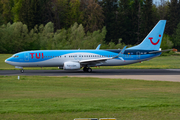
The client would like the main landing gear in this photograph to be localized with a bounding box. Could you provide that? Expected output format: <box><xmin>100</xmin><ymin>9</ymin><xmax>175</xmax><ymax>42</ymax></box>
<box><xmin>83</xmin><ymin>67</ymin><xmax>92</xmax><ymax>73</ymax></box>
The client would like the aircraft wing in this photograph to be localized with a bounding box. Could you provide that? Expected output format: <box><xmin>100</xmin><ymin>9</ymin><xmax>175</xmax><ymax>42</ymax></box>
<box><xmin>79</xmin><ymin>46</ymin><xmax>127</xmax><ymax>64</ymax></box>
<box><xmin>149</xmin><ymin>49</ymin><xmax>173</xmax><ymax>54</ymax></box>
<box><xmin>79</xmin><ymin>57</ymin><xmax>112</xmax><ymax>64</ymax></box>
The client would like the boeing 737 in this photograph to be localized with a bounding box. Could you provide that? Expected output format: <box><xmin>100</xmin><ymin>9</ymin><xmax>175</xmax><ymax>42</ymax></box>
<box><xmin>5</xmin><ymin>20</ymin><xmax>169</xmax><ymax>73</ymax></box>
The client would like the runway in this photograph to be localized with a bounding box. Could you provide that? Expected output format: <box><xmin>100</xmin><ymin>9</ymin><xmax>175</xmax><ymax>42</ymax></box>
<box><xmin>0</xmin><ymin>69</ymin><xmax>180</xmax><ymax>82</ymax></box>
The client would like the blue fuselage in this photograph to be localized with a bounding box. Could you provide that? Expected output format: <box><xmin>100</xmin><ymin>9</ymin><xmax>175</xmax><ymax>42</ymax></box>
<box><xmin>5</xmin><ymin>49</ymin><xmax>161</xmax><ymax>68</ymax></box>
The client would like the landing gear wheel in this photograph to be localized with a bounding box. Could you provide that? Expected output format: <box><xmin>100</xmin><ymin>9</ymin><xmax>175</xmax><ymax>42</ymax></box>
<box><xmin>83</xmin><ymin>67</ymin><xmax>92</xmax><ymax>72</ymax></box>
<box><xmin>87</xmin><ymin>68</ymin><xmax>92</xmax><ymax>73</ymax></box>
<box><xmin>83</xmin><ymin>67</ymin><xmax>87</xmax><ymax>72</ymax></box>
<box><xmin>20</xmin><ymin>69</ymin><xmax>24</xmax><ymax>73</ymax></box>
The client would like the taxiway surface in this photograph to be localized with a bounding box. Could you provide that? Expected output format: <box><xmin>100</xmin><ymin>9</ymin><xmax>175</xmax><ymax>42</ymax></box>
<box><xmin>0</xmin><ymin>69</ymin><xmax>180</xmax><ymax>82</ymax></box>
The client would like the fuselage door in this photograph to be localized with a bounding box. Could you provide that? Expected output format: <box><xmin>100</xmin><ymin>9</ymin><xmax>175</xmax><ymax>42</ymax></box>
<box><xmin>136</xmin><ymin>51</ymin><xmax>141</xmax><ymax>60</ymax></box>
<box><xmin>24</xmin><ymin>53</ymin><xmax>29</xmax><ymax>61</ymax></box>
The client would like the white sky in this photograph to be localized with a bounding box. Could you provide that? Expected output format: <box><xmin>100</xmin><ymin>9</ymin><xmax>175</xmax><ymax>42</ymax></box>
<box><xmin>153</xmin><ymin>0</ymin><xmax>169</xmax><ymax>4</ymax></box>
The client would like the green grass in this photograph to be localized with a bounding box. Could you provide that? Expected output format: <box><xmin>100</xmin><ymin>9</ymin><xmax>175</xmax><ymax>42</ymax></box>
<box><xmin>1</xmin><ymin>76</ymin><xmax>180</xmax><ymax>119</ymax></box>
<box><xmin>1</xmin><ymin>54</ymin><xmax>180</xmax><ymax>70</ymax></box>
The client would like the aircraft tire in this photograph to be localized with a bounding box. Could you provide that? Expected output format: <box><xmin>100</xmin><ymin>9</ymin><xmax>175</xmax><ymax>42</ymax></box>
<box><xmin>87</xmin><ymin>68</ymin><xmax>92</xmax><ymax>73</ymax></box>
<box><xmin>20</xmin><ymin>69</ymin><xmax>24</xmax><ymax>73</ymax></box>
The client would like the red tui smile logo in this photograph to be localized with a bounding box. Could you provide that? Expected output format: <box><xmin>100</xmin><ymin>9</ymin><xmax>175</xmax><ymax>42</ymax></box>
<box><xmin>149</xmin><ymin>34</ymin><xmax>161</xmax><ymax>45</ymax></box>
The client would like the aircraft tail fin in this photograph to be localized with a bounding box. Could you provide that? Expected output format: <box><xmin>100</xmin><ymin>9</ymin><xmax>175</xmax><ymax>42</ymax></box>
<box><xmin>128</xmin><ymin>20</ymin><xmax>166</xmax><ymax>50</ymax></box>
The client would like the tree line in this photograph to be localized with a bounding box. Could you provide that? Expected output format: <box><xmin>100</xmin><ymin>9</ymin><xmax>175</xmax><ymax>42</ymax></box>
<box><xmin>0</xmin><ymin>0</ymin><xmax>180</xmax><ymax>54</ymax></box>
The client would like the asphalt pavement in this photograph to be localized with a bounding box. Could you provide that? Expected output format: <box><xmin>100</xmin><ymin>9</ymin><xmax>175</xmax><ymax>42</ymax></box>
<box><xmin>0</xmin><ymin>69</ymin><xmax>180</xmax><ymax>82</ymax></box>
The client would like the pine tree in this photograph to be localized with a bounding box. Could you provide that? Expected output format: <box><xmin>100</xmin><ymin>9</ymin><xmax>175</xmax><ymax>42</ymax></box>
<box><xmin>117</xmin><ymin>0</ymin><xmax>131</xmax><ymax>44</ymax></box>
<box><xmin>1</xmin><ymin>0</ymin><xmax>14</xmax><ymax>24</ymax></box>
<box><xmin>13</xmin><ymin>0</ymin><xmax>51</xmax><ymax>30</ymax></box>
<box><xmin>67</xmin><ymin>0</ymin><xmax>82</xmax><ymax>28</ymax></box>
<box><xmin>81</xmin><ymin>0</ymin><xmax>104</xmax><ymax>32</ymax></box>
<box><xmin>165</xmin><ymin>0</ymin><xmax>180</xmax><ymax>36</ymax></box>
<box><xmin>51</xmin><ymin>0</ymin><xmax>69</xmax><ymax>30</ymax></box>
<box><xmin>13</xmin><ymin>0</ymin><xmax>41</xmax><ymax>30</ymax></box>
<box><xmin>173</xmin><ymin>22</ymin><xmax>180</xmax><ymax>50</ymax></box>
<box><xmin>140</xmin><ymin>0</ymin><xmax>154</xmax><ymax>41</ymax></box>
<box><xmin>99</xmin><ymin>0</ymin><xmax>118</xmax><ymax>43</ymax></box>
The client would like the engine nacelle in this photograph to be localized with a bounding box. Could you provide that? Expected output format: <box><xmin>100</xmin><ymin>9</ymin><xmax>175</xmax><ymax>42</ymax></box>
<box><xmin>63</xmin><ymin>62</ymin><xmax>81</xmax><ymax>70</ymax></box>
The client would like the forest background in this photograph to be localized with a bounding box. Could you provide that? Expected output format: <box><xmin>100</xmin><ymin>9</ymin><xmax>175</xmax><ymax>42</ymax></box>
<box><xmin>0</xmin><ymin>0</ymin><xmax>180</xmax><ymax>54</ymax></box>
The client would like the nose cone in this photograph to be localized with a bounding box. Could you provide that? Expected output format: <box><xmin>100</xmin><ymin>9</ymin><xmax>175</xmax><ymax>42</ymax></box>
<box><xmin>5</xmin><ymin>58</ymin><xmax>11</xmax><ymax>64</ymax></box>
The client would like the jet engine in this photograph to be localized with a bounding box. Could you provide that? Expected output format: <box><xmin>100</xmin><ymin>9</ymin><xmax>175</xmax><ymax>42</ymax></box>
<box><xmin>63</xmin><ymin>62</ymin><xmax>81</xmax><ymax>70</ymax></box>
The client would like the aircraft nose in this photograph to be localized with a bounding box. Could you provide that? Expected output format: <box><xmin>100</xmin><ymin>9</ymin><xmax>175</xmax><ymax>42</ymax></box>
<box><xmin>5</xmin><ymin>58</ymin><xmax>10</xmax><ymax>64</ymax></box>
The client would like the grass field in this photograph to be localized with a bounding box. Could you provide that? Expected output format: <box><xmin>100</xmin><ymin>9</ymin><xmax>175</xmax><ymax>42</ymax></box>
<box><xmin>1</xmin><ymin>54</ymin><xmax>180</xmax><ymax>70</ymax></box>
<box><xmin>1</xmin><ymin>76</ymin><xmax>180</xmax><ymax>120</ymax></box>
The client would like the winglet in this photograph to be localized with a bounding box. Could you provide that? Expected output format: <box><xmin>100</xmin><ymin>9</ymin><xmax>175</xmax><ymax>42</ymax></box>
<box><xmin>96</xmin><ymin>44</ymin><xmax>101</xmax><ymax>50</ymax></box>
<box><xmin>113</xmin><ymin>46</ymin><xmax>127</xmax><ymax>58</ymax></box>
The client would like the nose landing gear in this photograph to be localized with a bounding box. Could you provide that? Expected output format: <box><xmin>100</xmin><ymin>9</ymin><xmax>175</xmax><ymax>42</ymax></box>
<box><xmin>15</xmin><ymin>66</ymin><xmax>24</xmax><ymax>73</ymax></box>
<box><xmin>20</xmin><ymin>69</ymin><xmax>24</xmax><ymax>73</ymax></box>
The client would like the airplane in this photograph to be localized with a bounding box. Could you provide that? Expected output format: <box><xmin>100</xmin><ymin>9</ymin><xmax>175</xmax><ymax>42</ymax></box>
<box><xmin>5</xmin><ymin>20</ymin><xmax>170</xmax><ymax>73</ymax></box>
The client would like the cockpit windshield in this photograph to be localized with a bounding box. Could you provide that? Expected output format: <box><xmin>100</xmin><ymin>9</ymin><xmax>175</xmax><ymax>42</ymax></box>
<box><xmin>12</xmin><ymin>55</ymin><xmax>19</xmax><ymax>58</ymax></box>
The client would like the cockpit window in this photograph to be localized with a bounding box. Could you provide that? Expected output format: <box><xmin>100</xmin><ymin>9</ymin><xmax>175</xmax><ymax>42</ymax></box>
<box><xmin>13</xmin><ymin>55</ymin><xmax>19</xmax><ymax>58</ymax></box>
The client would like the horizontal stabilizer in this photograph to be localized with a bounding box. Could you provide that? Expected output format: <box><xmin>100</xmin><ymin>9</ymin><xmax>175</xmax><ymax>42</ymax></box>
<box><xmin>149</xmin><ymin>49</ymin><xmax>173</xmax><ymax>54</ymax></box>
